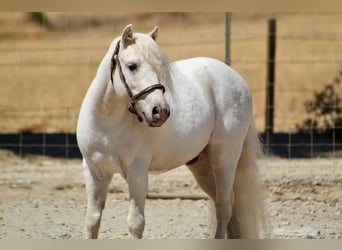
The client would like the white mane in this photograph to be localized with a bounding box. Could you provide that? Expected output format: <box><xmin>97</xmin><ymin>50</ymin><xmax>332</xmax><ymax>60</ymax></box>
<box><xmin>133</xmin><ymin>33</ymin><xmax>174</xmax><ymax>90</ymax></box>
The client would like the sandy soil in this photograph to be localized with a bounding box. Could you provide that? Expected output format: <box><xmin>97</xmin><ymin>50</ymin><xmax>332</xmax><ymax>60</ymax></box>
<box><xmin>0</xmin><ymin>149</ymin><xmax>340</xmax><ymax>239</ymax></box>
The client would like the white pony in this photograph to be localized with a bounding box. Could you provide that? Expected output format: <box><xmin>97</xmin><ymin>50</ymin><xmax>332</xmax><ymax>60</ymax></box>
<box><xmin>77</xmin><ymin>24</ymin><xmax>266</xmax><ymax>239</ymax></box>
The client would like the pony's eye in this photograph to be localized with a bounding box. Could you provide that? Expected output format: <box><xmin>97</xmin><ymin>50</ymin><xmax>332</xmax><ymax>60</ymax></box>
<box><xmin>127</xmin><ymin>63</ymin><xmax>138</xmax><ymax>71</ymax></box>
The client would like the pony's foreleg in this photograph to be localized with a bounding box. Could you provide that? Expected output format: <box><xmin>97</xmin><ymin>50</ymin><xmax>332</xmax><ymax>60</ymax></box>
<box><xmin>83</xmin><ymin>159</ymin><xmax>113</xmax><ymax>239</ymax></box>
<box><xmin>126</xmin><ymin>161</ymin><xmax>149</xmax><ymax>239</ymax></box>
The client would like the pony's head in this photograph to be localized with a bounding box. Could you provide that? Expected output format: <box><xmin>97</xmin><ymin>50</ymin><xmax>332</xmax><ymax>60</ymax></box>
<box><xmin>111</xmin><ymin>24</ymin><xmax>171</xmax><ymax>127</ymax></box>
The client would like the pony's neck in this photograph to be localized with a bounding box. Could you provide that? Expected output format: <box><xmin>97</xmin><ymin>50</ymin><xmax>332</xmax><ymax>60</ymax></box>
<box><xmin>91</xmin><ymin>52</ymin><xmax>130</xmax><ymax>120</ymax></box>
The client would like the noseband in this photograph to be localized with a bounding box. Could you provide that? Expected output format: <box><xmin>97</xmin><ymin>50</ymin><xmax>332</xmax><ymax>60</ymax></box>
<box><xmin>110</xmin><ymin>41</ymin><xmax>166</xmax><ymax>122</ymax></box>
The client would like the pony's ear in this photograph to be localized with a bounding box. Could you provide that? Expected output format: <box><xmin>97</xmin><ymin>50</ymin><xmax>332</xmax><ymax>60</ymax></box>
<box><xmin>121</xmin><ymin>24</ymin><xmax>134</xmax><ymax>48</ymax></box>
<box><xmin>149</xmin><ymin>26</ymin><xmax>158</xmax><ymax>41</ymax></box>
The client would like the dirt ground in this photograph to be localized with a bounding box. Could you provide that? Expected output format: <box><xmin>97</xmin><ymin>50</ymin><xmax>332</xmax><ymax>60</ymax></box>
<box><xmin>0</xmin><ymin>149</ymin><xmax>340</xmax><ymax>239</ymax></box>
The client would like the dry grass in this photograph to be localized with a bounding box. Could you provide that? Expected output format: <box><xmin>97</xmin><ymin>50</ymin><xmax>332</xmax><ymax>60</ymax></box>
<box><xmin>0</xmin><ymin>12</ymin><xmax>341</xmax><ymax>133</ymax></box>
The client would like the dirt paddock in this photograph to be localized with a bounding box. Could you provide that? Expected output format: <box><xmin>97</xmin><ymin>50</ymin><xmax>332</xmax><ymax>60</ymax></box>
<box><xmin>0</xmin><ymin>149</ymin><xmax>340</xmax><ymax>239</ymax></box>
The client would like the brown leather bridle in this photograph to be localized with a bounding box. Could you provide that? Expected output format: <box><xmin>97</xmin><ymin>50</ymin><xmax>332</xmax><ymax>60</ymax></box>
<box><xmin>110</xmin><ymin>40</ymin><xmax>166</xmax><ymax>122</ymax></box>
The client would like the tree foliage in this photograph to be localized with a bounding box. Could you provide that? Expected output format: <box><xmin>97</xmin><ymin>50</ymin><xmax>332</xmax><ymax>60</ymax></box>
<box><xmin>297</xmin><ymin>71</ymin><xmax>342</xmax><ymax>135</ymax></box>
<box><xmin>28</xmin><ymin>12</ymin><xmax>46</xmax><ymax>26</ymax></box>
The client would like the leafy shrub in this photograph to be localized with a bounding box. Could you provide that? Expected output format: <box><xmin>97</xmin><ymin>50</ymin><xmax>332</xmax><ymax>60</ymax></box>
<box><xmin>297</xmin><ymin>71</ymin><xmax>342</xmax><ymax>135</ymax></box>
<box><xmin>28</xmin><ymin>12</ymin><xmax>46</xmax><ymax>26</ymax></box>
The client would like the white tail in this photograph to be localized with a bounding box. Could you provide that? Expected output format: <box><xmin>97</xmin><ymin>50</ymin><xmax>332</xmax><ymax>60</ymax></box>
<box><xmin>228</xmin><ymin>125</ymin><xmax>269</xmax><ymax>238</ymax></box>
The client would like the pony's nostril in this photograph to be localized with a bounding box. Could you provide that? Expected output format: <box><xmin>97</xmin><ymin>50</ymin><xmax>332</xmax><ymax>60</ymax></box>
<box><xmin>152</xmin><ymin>106</ymin><xmax>161</xmax><ymax>116</ymax></box>
<box><xmin>151</xmin><ymin>106</ymin><xmax>170</xmax><ymax>123</ymax></box>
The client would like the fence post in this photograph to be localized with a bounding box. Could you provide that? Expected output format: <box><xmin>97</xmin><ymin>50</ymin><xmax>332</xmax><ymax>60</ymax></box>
<box><xmin>265</xmin><ymin>18</ymin><xmax>277</xmax><ymax>149</ymax></box>
<box><xmin>225</xmin><ymin>12</ymin><xmax>231</xmax><ymax>66</ymax></box>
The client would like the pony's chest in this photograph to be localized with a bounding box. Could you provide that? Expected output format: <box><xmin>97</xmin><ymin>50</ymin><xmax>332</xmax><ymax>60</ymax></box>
<box><xmin>79</xmin><ymin>122</ymin><xmax>143</xmax><ymax>165</ymax></box>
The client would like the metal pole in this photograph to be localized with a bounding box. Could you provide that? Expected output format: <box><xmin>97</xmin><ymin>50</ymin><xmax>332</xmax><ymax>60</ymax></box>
<box><xmin>225</xmin><ymin>12</ymin><xmax>231</xmax><ymax>66</ymax></box>
<box><xmin>265</xmin><ymin>18</ymin><xmax>277</xmax><ymax>145</ymax></box>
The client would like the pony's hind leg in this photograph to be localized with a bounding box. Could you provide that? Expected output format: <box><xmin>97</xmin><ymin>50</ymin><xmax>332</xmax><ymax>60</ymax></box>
<box><xmin>208</xmin><ymin>139</ymin><xmax>244</xmax><ymax>239</ymax></box>
<box><xmin>83</xmin><ymin>159</ymin><xmax>113</xmax><ymax>239</ymax></box>
<box><xmin>226</xmin><ymin>192</ymin><xmax>242</xmax><ymax>238</ymax></box>
<box><xmin>186</xmin><ymin>149</ymin><xmax>216</xmax><ymax>200</ymax></box>
<box><xmin>187</xmin><ymin>145</ymin><xmax>243</xmax><ymax>239</ymax></box>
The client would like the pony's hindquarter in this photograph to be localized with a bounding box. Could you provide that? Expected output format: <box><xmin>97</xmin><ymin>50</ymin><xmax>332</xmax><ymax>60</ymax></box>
<box><xmin>227</xmin><ymin>125</ymin><xmax>268</xmax><ymax>238</ymax></box>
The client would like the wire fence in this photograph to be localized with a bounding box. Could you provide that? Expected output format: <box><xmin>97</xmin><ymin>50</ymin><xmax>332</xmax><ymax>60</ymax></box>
<box><xmin>0</xmin><ymin>13</ymin><xmax>341</xmax><ymax>158</ymax></box>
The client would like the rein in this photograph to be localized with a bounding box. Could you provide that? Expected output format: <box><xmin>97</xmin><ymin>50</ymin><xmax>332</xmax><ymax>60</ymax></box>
<box><xmin>110</xmin><ymin>40</ymin><xmax>166</xmax><ymax>123</ymax></box>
